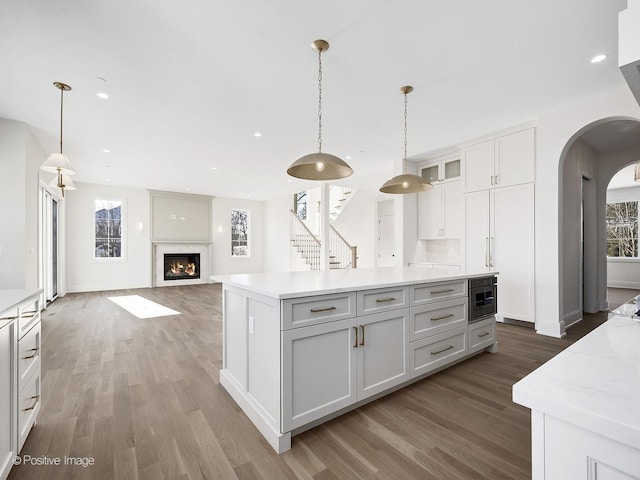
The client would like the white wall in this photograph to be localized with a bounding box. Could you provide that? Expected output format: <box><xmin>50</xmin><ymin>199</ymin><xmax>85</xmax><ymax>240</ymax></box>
<box><xmin>605</xmin><ymin>175</ymin><xmax>640</xmax><ymax>289</ymax></box>
<box><xmin>561</xmin><ymin>138</ymin><xmax>598</xmax><ymax>326</ymax></box>
<box><xmin>537</xmin><ymin>86</ymin><xmax>640</xmax><ymax>337</ymax></box>
<box><xmin>65</xmin><ymin>182</ymin><xmax>151</xmax><ymax>292</ymax></box>
<box><xmin>211</xmin><ymin>197</ymin><xmax>265</xmax><ymax>275</ymax></box>
<box><xmin>331</xmin><ymin>188</ymin><xmax>377</xmax><ymax>268</ymax></box>
<box><xmin>264</xmin><ymin>193</ymin><xmax>309</xmax><ymax>273</ymax></box>
<box><xmin>0</xmin><ymin>119</ymin><xmax>44</xmax><ymax>290</ymax></box>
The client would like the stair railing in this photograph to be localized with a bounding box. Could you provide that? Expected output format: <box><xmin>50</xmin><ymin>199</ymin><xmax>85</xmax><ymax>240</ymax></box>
<box><xmin>290</xmin><ymin>210</ymin><xmax>321</xmax><ymax>270</ymax></box>
<box><xmin>329</xmin><ymin>225</ymin><xmax>358</xmax><ymax>269</ymax></box>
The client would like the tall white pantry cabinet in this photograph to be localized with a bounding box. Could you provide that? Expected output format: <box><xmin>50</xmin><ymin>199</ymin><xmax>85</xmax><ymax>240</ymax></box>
<box><xmin>463</xmin><ymin>128</ymin><xmax>535</xmax><ymax>323</ymax></box>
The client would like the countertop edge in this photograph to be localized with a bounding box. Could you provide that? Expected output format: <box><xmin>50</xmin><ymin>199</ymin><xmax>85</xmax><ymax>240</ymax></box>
<box><xmin>0</xmin><ymin>288</ymin><xmax>43</xmax><ymax>315</ymax></box>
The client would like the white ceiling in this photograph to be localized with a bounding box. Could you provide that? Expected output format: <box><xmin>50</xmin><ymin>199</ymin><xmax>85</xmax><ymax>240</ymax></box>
<box><xmin>0</xmin><ymin>0</ymin><xmax>631</xmax><ymax>201</ymax></box>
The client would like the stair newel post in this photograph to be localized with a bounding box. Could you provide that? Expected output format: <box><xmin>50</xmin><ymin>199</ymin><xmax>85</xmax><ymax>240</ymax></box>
<box><xmin>319</xmin><ymin>183</ymin><xmax>331</xmax><ymax>270</ymax></box>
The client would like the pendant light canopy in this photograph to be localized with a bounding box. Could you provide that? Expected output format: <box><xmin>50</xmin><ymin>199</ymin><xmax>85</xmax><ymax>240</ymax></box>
<box><xmin>41</xmin><ymin>81</ymin><xmax>76</xmax><ymax>197</ymax></box>
<box><xmin>287</xmin><ymin>39</ymin><xmax>353</xmax><ymax>181</ymax></box>
<box><xmin>635</xmin><ymin>162</ymin><xmax>640</xmax><ymax>182</ymax></box>
<box><xmin>379</xmin><ymin>86</ymin><xmax>432</xmax><ymax>194</ymax></box>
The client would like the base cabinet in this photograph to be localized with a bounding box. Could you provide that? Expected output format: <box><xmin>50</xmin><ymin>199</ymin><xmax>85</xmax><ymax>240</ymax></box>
<box><xmin>535</xmin><ymin>413</ymin><xmax>640</xmax><ymax>480</ymax></box>
<box><xmin>221</xmin><ymin>275</ymin><xmax>497</xmax><ymax>453</ymax></box>
<box><xmin>282</xmin><ymin>319</ymin><xmax>357</xmax><ymax>432</ymax></box>
<box><xmin>0</xmin><ymin>320</ymin><xmax>17</xmax><ymax>480</ymax></box>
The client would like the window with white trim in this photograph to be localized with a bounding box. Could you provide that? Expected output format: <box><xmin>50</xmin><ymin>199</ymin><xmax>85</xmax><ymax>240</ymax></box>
<box><xmin>94</xmin><ymin>199</ymin><xmax>123</xmax><ymax>258</ymax></box>
<box><xmin>606</xmin><ymin>200</ymin><xmax>638</xmax><ymax>258</ymax></box>
<box><xmin>231</xmin><ymin>209</ymin><xmax>249</xmax><ymax>257</ymax></box>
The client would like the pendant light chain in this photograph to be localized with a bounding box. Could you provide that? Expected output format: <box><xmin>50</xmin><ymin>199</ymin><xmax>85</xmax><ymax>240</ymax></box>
<box><xmin>317</xmin><ymin>48</ymin><xmax>323</xmax><ymax>154</ymax></box>
<box><xmin>403</xmin><ymin>90</ymin><xmax>408</xmax><ymax>173</ymax></box>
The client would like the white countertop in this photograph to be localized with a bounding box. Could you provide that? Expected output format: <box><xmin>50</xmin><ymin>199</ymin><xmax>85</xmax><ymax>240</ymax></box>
<box><xmin>0</xmin><ymin>288</ymin><xmax>42</xmax><ymax>328</ymax></box>
<box><xmin>512</xmin><ymin>314</ymin><xmax>640</xmax><ymax>450</ymax></box>
<box><xmin>211</xmin><ymin>267</ymin><xmax>495</xmax><ymax>299</ymax></box>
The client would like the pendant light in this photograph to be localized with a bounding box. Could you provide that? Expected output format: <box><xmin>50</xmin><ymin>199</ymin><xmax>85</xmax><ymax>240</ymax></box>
<box><xmin>634</xmin><ymin>162</ymin><xmax>640</xmax><ymax>182</ymax></box>
<box><xmin>287</xmin><ymin>39</ymin><xmax>353</xmax><ymax>181</ymax></box>
<box><xmin>379</xmin><ymin>86</ymin><xmax>432</xmax><ymax>194</ymax></box>
<box><xmin>41</xmin><ymin>81</ymin><xmax>76</xmax><ymax>197</ymax></box>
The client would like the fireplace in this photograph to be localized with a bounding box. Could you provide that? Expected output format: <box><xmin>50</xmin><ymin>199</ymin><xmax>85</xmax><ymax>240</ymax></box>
<box><xmin>164</xmin><ymin>253</ymin><xmax>200</xmax><ymax>281</ymax></box>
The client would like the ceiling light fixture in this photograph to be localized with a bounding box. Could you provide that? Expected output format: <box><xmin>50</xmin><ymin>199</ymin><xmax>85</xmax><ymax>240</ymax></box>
<box><xmin>591</xmin><ymin>53</ymin><xmax>608</xmax><ymax>63</ymax></box>
<box><xmin>40</xmin><ymin>81</ymin><xmax>76</xmax><ymax>197</ymax></box>
<box><xmin>254</xmin><ymin>132</ymin><xmax>262</xmax><ymax>137</ymax></box>
<box><xmin>634</xmin><ymin>162</ymin><xmax>640</xmax><ymax>182</ymax></box>
<box><xmin>287</xmin><ymin>39</ymin><xmax>353</xmax><ymax>181</ymax></box>
<box><xmin>97</xmin><ymin>92</ymin><xmax>109</xmax><ymax>99</ymax></box>
<box><xmin>379</xmin><ymin>86</ymin><xmax>432</xmax><ymax>194</ymax></box>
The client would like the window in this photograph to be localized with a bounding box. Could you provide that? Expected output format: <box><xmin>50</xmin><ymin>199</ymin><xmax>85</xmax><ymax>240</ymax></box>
<box><xmin>294</xmin><ymin>191</ymin><xmax>307</xmax><ymax>220</ymax></box>
<box><xmin>95</xmin><ymin>199</ymin><xmax>122</xmax><ymax>258</ymax></box>
<box><xmin>606</xmin><ymin>201</ymin><xmax>638</xmax><ymax>258</ymax></box>
<box><xmin>231</xmin><ymin>209</ymin><xmax>249</xmax><ymax>257</ymax></box>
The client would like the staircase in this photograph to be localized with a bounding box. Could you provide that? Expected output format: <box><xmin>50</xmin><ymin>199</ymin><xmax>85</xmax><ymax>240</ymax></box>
<box><xmin>290</xmin><ymin>210</ymin><xmax>357</xmax><ymax>270</ymax></box>
<box><xmin>329</xmin><ymin>186</ymin><xmax>354</xmax><ymax>222</ymax></box>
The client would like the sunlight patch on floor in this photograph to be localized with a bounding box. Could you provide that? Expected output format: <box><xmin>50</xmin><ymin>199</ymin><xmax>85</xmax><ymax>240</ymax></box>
<box><xmin>108</xmin><ymin>295</ymin><xmax>181</xmax><ymax>319</ymax></box>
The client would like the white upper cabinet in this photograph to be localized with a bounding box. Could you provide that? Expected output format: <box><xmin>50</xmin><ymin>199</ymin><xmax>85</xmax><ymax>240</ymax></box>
<box><xmin>418</xmin><ymin>157</ymin><xmax>462</xmax><ymax>240</ymax></box>
<box><xmin>463</xmin><ymin>128</ymin><xmax>535</xmax><ymax>193</ymax></box>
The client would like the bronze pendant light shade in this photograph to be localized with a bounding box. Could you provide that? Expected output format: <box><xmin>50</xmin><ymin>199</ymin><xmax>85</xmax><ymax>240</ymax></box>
<box><xmin>379</xmin><ymin>86</ymin><xmax>432</xmax><ymax>194</ymax></box>
<box><xmin>287</xmin><ymin>40</ymin><xmax>353</xmax><ymax>181</ymax></box>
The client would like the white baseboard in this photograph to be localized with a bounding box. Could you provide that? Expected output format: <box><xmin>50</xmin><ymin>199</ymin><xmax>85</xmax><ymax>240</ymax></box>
<box><xmin>66</xmin><ymin>281</ymin><xmax>152</xmax><ymax>293</ymax></box>
<box><xmin>607</xmin><ymin>281</ymin><xmax>640</xmax><ymax>289</ymax></box>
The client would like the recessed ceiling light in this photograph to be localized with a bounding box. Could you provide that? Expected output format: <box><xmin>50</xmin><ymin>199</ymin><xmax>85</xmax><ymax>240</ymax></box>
<box><xmin>105</xmin><ymin>178</ymin><xmax>111</xmax><ymax>182</ymax></box>
<box><xmin>591</xmin><ymin>53</ymin><xmax>608</xmax><ymax>63</ymax></box>
<box><xmin>287</xmin><ymin>179</ymin><xmax>292</xmax><ymax>182</ymax></box>
<box><xmin>102</xmin><ymin>149</ymin><xmax>111</xmax><ymax>153</ymax></box>
<box><xmin>211</xmin><ymin>167</ymin><xmax>217</xmax><ymax>170</ymax></box>
<box><xmin>247</xmin><ymin>194</ymin><xmax>252</xmax><ymax>198</ymax></box>
<box><xmin>97</xmin><ymin>92</ymin><xmax>109</xmax><ymax>99</ymax></box>
<box><xmin>185</xmin><ymin>188</ymin><xmax>191</xmax><ymax>192</ymax></box>
<box><xmin>346</xmin><ymin>156</ymin><xmax>352</xmax><ymax>160</ymax></box>
<box><xmin>254</xmin><ymin>132</ymin><xmax>262</xmax><ymax>137</ymax></box>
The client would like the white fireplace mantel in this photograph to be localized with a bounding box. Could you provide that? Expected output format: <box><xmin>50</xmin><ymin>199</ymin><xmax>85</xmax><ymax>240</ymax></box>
<box><xmin>153</xmin><ymin>242</ymin><xmax>212</xmax><ymax>287</ymax></box>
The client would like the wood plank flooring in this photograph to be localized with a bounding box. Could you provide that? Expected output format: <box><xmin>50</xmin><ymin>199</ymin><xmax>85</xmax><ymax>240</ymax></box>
<box><xmin>8</xmin><ymin>285</ymin><xmax>637</xmax><ymax>480</ymax></box>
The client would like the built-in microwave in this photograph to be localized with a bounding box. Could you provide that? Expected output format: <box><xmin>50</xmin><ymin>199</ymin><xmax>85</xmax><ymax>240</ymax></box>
<box><xmin>468</xmin><ymin>276</ymin><xmax>497</xmax><ymax>323</ymax></box>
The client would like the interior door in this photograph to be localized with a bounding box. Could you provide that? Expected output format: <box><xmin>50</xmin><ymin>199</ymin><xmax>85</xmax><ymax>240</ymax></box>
<box><xmin>40</xmin><ymin>188</ymin><xmax>58</xmax><ymax>305</ymax></box>
<box><xmin>377</xmin><ymin>199</ymin><xmax>396</xmax><ymax>267</ymax></box>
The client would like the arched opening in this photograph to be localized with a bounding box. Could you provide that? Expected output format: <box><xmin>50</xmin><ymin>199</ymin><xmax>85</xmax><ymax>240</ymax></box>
<box><xmin>559</xmin><ymin>117</ymin><xmax>640</xmax><ymax>331</ymax></box>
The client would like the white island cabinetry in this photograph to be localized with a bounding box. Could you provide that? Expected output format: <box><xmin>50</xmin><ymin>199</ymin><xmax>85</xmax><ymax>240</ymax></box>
<box><xmin>513</xmin><ymin>314</ymin><xmax>640</xmax><ymax>479</ymax></box>
<box><xmin>215</xmin><ymin>267</ymin><xmax>497</xmax><ymax>453</ymax></box>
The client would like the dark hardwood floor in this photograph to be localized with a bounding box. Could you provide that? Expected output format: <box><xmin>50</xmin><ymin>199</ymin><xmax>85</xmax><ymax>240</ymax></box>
<box><xmin>8</xmin><ymin>285</ymin><xmax>638</xmax><ymax>480</ymax></box>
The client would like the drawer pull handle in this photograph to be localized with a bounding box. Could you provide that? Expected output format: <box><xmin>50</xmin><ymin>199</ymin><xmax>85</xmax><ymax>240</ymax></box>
<box><xmin>22</xmin><ymin>348</ymin><xmax>39</xmax><ymax>360</ymax></box>
<box><xmin>431</xmin><ymin>345</ymin><xmax>454</xmax><ymax>355</ymax></box>
<box><xmin>360</xmin><ymin>325</ymin><xmax>365</xmax><ymax>346</ymax></box>
<box><xmin>478</xmin><ymin>332</ymin><xmax>490</xmax><ymax>338</ymax></box>
<box><xmin>431</xmin><ymin>314</ymin><xmax>454</xmax><ymax>321</ymax></box>
<box><xmin>353</xmin><ymin>326</ymin><xmax>358</xmax><ymax>348</ymax></box>
<box><xmin>310</xmin><ymin>306</ymin><xmax>336</xmax><ymax>313</ymax></box>
<box><xmin>375</xmin><ymin>297</ymin><xmax>396</xmax><ymax>303</ymax></box>
<box><xmin>431</xmin><ymin>289</ymin><xmax>454</xmax><ymax>295</ymax></box>
<box><xmin>22</xmin><ymin>395</ymin><xmax>39</xmax><ymax>411</ymax></box>
<box><xmin>21</xmin><ymin>313</ymin><xmax>38</xmax><ymax>319</ymax></box>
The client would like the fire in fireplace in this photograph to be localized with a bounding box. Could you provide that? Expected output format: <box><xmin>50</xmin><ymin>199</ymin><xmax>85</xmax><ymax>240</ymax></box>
<box><xmin>164</xmin><ymin>253</ymin><xmax>200</xmax><ymax>281</ymax></box>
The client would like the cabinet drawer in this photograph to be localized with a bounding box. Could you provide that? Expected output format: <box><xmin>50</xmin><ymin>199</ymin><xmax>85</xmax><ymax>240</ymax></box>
<box><xmin>410</xmin><ymin>326</ymin><xmax>467</xmax><ymax>378</ymax></box>
<box><xmin>18</xmin><ymin>299</ymin><xmax>40</xmax><ymax>340</ymax></box>
<box><xmin>357</xmin><ymin>286</ymin><xmax>409</xmax><ymax>316</ymax></box>
<box><xmin>19</xmin><ymin>322</ymin><xmax>40</xmax><ymax>387</ymax></box>
<box><xmin>410</xmin><ymin>298</ymin><xmax>467</xmax><ymax>341</ymax></box>
<box><xmin>282</xmin><ymin>292</ymin><xmax>356</xmax><ymax>330</ymax></box>
<box><xmin>18</xmin><ymin>365</ymin><xmax>40</xmax><ymax>452</ymax></box>
<box><xmin>468</xmin><ymin>316</ymin><xmax>496</xmax><ymax>354</ymax></box>
<box><xmin>411</xmin><ymin>280</ymin><xmax>466</xmax><ymax>306</ymax></box>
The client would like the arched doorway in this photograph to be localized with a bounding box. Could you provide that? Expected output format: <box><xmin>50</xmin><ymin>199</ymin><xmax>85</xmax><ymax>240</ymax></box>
<box><xmin>559</xmin><ymin>118</ymin><xmax>640</xmax><ymax>329</ymax></box>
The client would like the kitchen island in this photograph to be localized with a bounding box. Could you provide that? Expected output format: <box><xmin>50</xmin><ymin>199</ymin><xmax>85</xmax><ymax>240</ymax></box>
<box><xmin>213</xmin><ymin>267</ymin><xmax>498</xmax><ymax>453</ymax></box>
<box><xmin>512</xmin><ymin>313</ymin><xmax>640</xmax><ymax>479</ymax></box>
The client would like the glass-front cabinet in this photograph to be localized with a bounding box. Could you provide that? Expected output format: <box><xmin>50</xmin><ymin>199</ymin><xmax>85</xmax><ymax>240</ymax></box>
<box><xmin>420</xmin><ymin>158</ymin><xmax>460</xmax><ymax>184</ymax></box>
